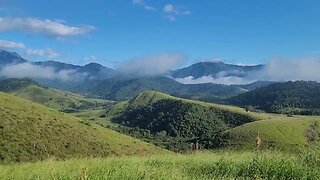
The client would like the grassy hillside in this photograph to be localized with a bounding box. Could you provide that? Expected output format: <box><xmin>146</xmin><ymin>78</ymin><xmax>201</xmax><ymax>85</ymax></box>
<box><xmin>1</xmin><ymin>150</ymin><xmax>319</xmax><ymax>179</ymax></box>
<box><xmin>108</xmin><ymin>91</ymin><xmax>320</xmax><ymax>151</ymax></box>
<box><xmin>107</xmin><ymin>91</ymin><xmax>255</xmax><ymax>151</ymax></box>
<box><xmin>0</xmin><ymin>92</ymin><xmax>165</xmax><ymax>163</ymax></box>
<box><xmin>228</xmin><ymin>116</ymin><xmax>320</xmax><ymax>150</ymax></box>
<box><xmin>229</xmin><ymin>81</ymin><xmax>320</xmax><ymax>115</ymax></box>
<box><xmin>0</xmin><ymin>78</ymin><xmax>111</xmax><ymax>112</ymax></box>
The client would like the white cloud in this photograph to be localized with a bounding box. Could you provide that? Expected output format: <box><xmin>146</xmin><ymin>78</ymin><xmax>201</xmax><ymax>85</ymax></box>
<box><xmin>132</xmin><ymin>0</ymin><xmax>156</xmax><ymax>11</ymax></box>
<box><xmin>163</xmin><ymin>4</ymin><xmax>190</xmax><ymax>21</ymax></box>
<box><xmin>0</xmin><ymin>62</ymin><xmax>87</xmax><ymax>81</ymax></box>
<box><xmin>0</xmin><ymin>17</ymin><xmax>95</xmax><ymax>38</ymax></box>
<box><xmin>164</xmin><ymin>4</ymin><xmax>174</xmax><ymax>13</ymax></box>
<box><xmin>0</xmin><ymin>39</ymin><xmax>25</xmax><ymax>49</ymax></box>
<box><xmin>25</xmin><ymin>48</ymin><xmax>60</xmax><ymax>58</ymax></box>
<box><xmin>257</xmin><ymin>57</ymin><xmax>320</xmax><ymax>82</ymax></box>
<box><xmin>118</xmin><ymin>53</ymin><xmax>185</xmax><ymax>76</ymax></box>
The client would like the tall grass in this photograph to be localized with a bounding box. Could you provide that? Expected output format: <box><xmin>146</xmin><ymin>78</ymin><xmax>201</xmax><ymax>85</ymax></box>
<box><xmin>1</xmin><ymin>150</ymin><xmax>319</xmax><ymax>179</ymax></box>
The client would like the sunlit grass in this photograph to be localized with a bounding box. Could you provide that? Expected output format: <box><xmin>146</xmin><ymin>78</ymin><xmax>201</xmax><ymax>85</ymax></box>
<box><xmin>1</xmin><ymin>150</ymin><xmax>319</xmax><ymax>179</ymax></box>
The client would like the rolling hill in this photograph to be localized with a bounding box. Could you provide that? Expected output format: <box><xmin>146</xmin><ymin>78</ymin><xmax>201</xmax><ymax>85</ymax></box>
<box><xmin>0</xmin><ymin>91</ymin><xmax>164</xmax><ymax>163</ymax></box>
<box><xmin>228</xmin><ymin>81</ymin><xmax>320</xmax><ymax>115</ymax></box>
<box><xmin>0</xmin><ymin>78</ymin><xmax>112</xmax><ymax>112</ymax></box>
<box><xmin>106</xmin><ymin>91</ymin><xmax>255</xmax><ymax>151</ymax></box>
<box><xmin>107</xmin><ymin>91</ymin><xmax>320</xmax><ymax>151</ymax></box>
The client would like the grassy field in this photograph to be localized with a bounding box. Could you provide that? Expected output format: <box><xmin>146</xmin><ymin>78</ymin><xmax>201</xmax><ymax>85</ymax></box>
<box><xmin>0</xmin><ymin>92</ymin><xmax>165</xmax><ymax>163</ymax></box>
<box><xmin>0</xmin><ymin>150</ymin><xmax>319</xmax><ymax>179</ymax></box>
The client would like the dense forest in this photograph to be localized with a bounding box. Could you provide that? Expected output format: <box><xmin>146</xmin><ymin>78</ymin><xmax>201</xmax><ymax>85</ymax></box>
<box><xmin>228</xmin><ymin>81</ymin><xmax>320</xmax><ymax>115</ymax></box>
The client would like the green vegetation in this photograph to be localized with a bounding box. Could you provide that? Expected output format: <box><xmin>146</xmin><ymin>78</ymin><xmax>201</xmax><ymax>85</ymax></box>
<box><xmin>1</xmin><ymin>150</ymin><xmax>319</xmax><ymax>179</ymax></box>
<box><xmin>0</xmin><ymin>92</ymin><xmax>165</xmax><ymax>163</ymax></box>
<box><xmin>228</xmin><ymin>116</ymin><xmax>320</xmax><ymax>151</ymax></box>
<box><xmin>108</xmin><ymin>91</ymin><xmax>255</xmax><ymax>151</ymax></box>
<box><xmin>0</xmin><ymin>78</ymin><xmax>112</xmax><ymax>112</ymax></box>
<box><xmin>75</xmin><ymin>76</ymin><xmax>246</xmax><ymax>101</ymax></box>
<box><xmin>229</xmin><ymin>81</ymin><xmax>320</xmax><ymax>115</ymax></box>
<box><xmin>108</xmin><ymin>91</ymin><xmax>320</xmax><ymax>152</ymax></box>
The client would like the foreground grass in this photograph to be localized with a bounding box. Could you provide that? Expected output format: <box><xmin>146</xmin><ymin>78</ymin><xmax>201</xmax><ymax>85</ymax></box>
<box><xmin>1</xmin><ymin>150</ymin><xmax>319</xmax><ymax>179</ymax></box>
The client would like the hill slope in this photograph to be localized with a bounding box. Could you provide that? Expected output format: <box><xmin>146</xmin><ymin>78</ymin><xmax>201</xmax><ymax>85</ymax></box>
<box><xmin>228</xmin><ymin>81</ymin><xmax>320</xmax><ymax>115</ymax></box>
<box><xmin>107</xmin><ymin>91</ymin><xmax>255</xmax><ymax>151</ymax></box>
<box><xmin>0</xmin><ymin>78</ymin><xmax>111</xmax><ymax>112</ymax></box>
<box><xmin>108</xmin><ymin>91</ymin><xmax>320</xmax><ymax>151</ymax></box>
<box><xmin>0</xmin><ymin>92</ymin><xmax>164</xmax><ymax>163</ymax></box>
<box><xmin>228</xmin><ymin>115</ymin><xmax>320</xmax><ymax>150</ymax></box>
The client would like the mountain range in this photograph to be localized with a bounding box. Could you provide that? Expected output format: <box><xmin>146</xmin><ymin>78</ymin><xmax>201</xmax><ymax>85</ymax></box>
<box><xmin>0</xmin><ymin>49</ymin><xmax>263</xmax><ymax>81</ymax></box>
<box><xmin>0</xmin><ymin>49</ymin><xmax>273</xmax><ymax>100</ymax></box>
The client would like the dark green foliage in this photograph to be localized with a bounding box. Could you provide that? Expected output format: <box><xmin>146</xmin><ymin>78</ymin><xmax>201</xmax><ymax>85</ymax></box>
<box><xmin>229</xmin><ymin>81</ymin><xmax>320</xmax><ymax>115</ymax></box>
<box><xmin>111</xmin><ymin>93</ymin><xmax>254</xmax><ymax>151</ymax></box>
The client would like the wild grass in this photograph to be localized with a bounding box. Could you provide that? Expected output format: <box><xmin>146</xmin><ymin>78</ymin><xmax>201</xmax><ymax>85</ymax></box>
<box><xmin>0</xmin><ymin>150</ymin><xmax>319</xmax><ymax>179</ymax></box>
<box><xmin>0</xmin><ymin>92</ymin><xmax>165</xmax><ymax>163</ymax></box>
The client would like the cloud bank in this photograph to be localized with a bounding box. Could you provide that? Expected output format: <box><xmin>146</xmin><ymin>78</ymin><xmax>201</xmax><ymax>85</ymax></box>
<box><xmin>0</xmin><ymin>17</ymin><xmax>95</xmax><ymax>38</ymax></box>
<box><xmin>118</xmin><ymin>54</ymin><xmax>185</xmax><ymax>76</ymax></box>
<box><xmin>0</xmin><ymin>63</ymin><xmax>86</xmax><ymax>81</ymax></box>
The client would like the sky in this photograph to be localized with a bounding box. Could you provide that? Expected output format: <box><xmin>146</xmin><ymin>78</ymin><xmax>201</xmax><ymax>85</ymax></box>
<box><xmin>0</xmin><ymin>0</ymin><xmax>320</xmax><ymax>68</ymax></box>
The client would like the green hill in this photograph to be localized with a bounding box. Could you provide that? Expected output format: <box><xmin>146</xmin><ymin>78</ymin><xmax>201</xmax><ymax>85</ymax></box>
<box><xmin>228</xmin><ymin>115</ymin><xmax>320</xmax><ymax>150</ymax></box>
<box><xmin>228</xmin><ymin>81</ymin><xmax>320</xmax><ymax>115</ymax></box>
<box><xmin>107</xmin><ymin>91</ymin><xmax>255</xmax><ymax>151</ymax></box>
<box><xmin>0</xmin><ymin>78</ymin><xmax>111</xmax><ymax>112</ymax></box>
<box><xmin>108</xmin><ymin>91</ymin><xmax>320</xmax><ymax>151</ymax></box>
<box><xmin>0</xmin><ymin>92</ymin><xmax>165</xmax><ymax>163</ymax></box>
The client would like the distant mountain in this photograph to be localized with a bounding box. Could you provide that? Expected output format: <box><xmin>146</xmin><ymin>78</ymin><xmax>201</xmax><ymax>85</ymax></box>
<box><xmin>74</xmin><ymin>76</ymin><xmax>248</xmax><ymax>101</ymax></box>
<box><xmin>170</xmin><ymin>61</ymin><xmax>263</xmax><ymax>79</ymax></box>
<box><xmin>0</xmin><ymin>50</ymin><xmax>117</xmax><ymax>83</ymax></box>
<box><xmin>0</xmin><ymin>50</ymin><xmax>27</xmax><ymax>66</ymax></box>
<box><xmin>228</xmin><ymin>81</ymin><xmax>320</xmax><ymax>115</ymax></box>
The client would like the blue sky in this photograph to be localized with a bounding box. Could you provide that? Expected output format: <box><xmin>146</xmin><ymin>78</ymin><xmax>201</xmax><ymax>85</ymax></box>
<box><xmin>0</xmin><ymin>0</ymin><xmax>319</xmax><ymax>68</ymax></box>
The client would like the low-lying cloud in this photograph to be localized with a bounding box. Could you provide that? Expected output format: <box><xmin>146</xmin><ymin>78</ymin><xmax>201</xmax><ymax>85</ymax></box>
<box><xmin>174</xmin><ymin>57</ymin><xmax>320</xmax><ymax>85</ymax></box>
<box><xmin>175</xmin><ymin>75</ymin><xmax>255</xmax><ymax>85</ymax></box>
<box><xmin>258</xmin><ymin>57</ymin><xmax>320</xmax><ymax>82</ymax></box>
<box><xmin>0</xmin><ymin>17</ymin><xmax>95</xmax><ymax>38</ymax></box>
<box><xmin>0</xmin><ymin>63</ymin><xmax>86</xmax><ymax>81</ymax></box>
<box><xmin>118</xmin><ymin>54</ymin><xmax>185</xmax><ymax>76</ymax></box>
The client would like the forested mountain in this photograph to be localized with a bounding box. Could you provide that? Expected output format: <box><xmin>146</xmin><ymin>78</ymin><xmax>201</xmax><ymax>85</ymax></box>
<box><xmin>75</xmin><ymin>76</ymin><xmax>248</xmax><ymax>101</ymax></box>
<box><xmin>170</xmin><ymin>61</ymin><xmax>263</xmax><ymax>79</ymax></box>
<box><xmin>228</xmin><ymin>81</ymin><xmax>320</xmax><ymax>115</ymax></box>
